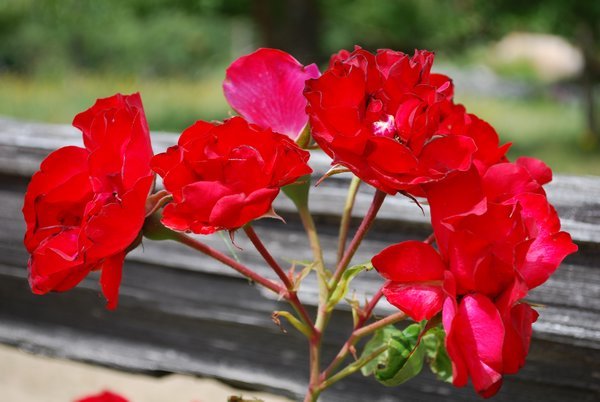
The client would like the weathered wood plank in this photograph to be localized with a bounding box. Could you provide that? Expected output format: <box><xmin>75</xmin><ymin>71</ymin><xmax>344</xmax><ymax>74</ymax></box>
<box><xmin>1</xmin><ymin>117</ymin><xmax>600</xmax><ymax>401</ymax></box>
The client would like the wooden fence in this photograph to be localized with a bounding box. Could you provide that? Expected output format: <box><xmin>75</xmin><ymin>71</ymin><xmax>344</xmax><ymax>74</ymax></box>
<box><xmin>0</xmin><ymin>117</ymin><xmax>598</xmax><ymax>401</ymax></box>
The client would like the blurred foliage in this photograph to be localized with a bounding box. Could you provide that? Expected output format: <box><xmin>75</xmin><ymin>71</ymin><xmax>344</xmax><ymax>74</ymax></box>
<box><xmin>0</xmin><ymin>0</ymin><xmax>598</xmax><ymax>171</ymax></box>
<box><xmin>0</xmin><ymin>0</ymin><xmax>252</xmax><ymax>78</ymax></box>
<box><xmin>320</xmin><ymin>0</ymin><xmax>484</xmax><ymax>58</ymax></box>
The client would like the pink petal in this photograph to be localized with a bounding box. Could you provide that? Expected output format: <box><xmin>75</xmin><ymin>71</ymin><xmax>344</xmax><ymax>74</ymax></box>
<box><xmin>224</xmin><ymin>48</ymin><xmax>320</xmax><ymax>140</ymax></box>
<box><xmin>454</xmin><ymin>294</ymin><xmax>504</xmax><ymax>396</ymax></box>
<box><xmin>445</xmin><ymin>293</ymin><xmax>506</xmax><ymax>396</ymax></box>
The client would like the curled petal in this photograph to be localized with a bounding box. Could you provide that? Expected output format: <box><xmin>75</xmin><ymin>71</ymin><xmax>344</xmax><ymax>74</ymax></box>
<box><xmin>224</xmin><ymin>48</ymin><xmax>320</xmax><ymax>140</ymax></box>
<box><xmin>382</xmin><ymin>282</ymin><xmax>445</xmax><ymax>321</ymax></box>
<box><xmin>444</xmin><ymin>294</ymin><xmax>505</xmax><ymax>397</ymax></box>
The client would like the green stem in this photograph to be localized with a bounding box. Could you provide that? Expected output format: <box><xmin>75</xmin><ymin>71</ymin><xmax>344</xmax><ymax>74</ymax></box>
<box><xmin>297</xmin><ymin>204</ymin><xmax>328</xmax><ymax>304</ymax></box>
<box><xmin>329</xmin><ymin>190</ymin><xmax>386</xmax><ymax>291</ymax></box>
<box><xmin>336</xmin><ymin>176</ymin><xmax>361</xmax><ymax>264</ymax></box>
<box><xmin>319</xmin><ymin>345</ymin><xmax>388</xmax><ymax>391</ymax></box>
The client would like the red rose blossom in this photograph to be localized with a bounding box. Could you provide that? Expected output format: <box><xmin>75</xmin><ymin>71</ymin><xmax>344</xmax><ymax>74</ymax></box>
<box><xmin>305</xmin><ymin>47</ymin><xmax>508</xmax><ymax>194</ymax></box>
<box><xmin>151</xmin><ymin>116</ymin><xmax>312</xmax><ymax>234</ymax></box>
<box><xmin>22</xmin><ymin>93</ymin><xmax>154</xmax><ymax>310</ymax></box>
<box><xmin>372</xmin><ymin>157</ymin><xmax>576</xmax><ymax>397</ymax></box>
<box><xmin>75</xmin><ymin>390</ymin><xmax>129</xmax><ymax>402</ymax></box>
<box><xmin>224</xmin><ymin>48</ymin><xmax>320</xmax><ymax>141</ymax></box>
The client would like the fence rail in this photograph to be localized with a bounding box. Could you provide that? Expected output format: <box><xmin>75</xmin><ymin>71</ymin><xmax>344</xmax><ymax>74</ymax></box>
<box><xmin>0</xmin><ymin>117</ymin><xmax>598</xmax><ymax>401</ymax></box>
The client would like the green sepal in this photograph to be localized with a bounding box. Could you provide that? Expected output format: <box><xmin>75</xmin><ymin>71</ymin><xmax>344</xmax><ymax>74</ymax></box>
<box><xmin>142</xmin><ymin>212</ymin><xmax>178</xmax><ymax>241</ymax></box>
<box><xmin>282</xmin><ymin>174</ymin><xmax>311</xmax><ymax>209</ymax></box>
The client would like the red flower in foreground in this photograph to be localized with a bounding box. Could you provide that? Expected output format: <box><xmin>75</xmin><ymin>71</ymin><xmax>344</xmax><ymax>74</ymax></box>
<box><xmin>75</xmin><ymin>390</ymin><xmax>129</xmax><ymax>402</ymax></box>
<box><xmin>151</xmin><ymin>117</ymin><xmax>312</xmax><ymax>234</ymax></box>
<box><xmin>224</xmin><ymin>48</ymin><xmax>320</xmax><ymax>141</ymax></box>
<box><xmin>372</xmin><ymin>157</ymin><xmax>577</xmax><ymax>397</ymax></box>
<box><xmin>23</xmin><ymin>93</ymin><xmax>154</xmax><ymax>309</ymax></box>
<box><xmin>305</xmin><ymin>47</ymin><xmax>507</xmax><ymax>194</ymax></box>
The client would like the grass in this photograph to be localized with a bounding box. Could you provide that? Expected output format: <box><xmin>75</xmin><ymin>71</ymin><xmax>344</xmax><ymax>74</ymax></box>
<box><xmin>0</xmin><ymin>73</ymin><xmax>597</xmax><ymax>175</ymax></box>
<box><xmin>0</xmin><ymin>73</ymin><xmax>230</xmax><ymax>133</ymax></box>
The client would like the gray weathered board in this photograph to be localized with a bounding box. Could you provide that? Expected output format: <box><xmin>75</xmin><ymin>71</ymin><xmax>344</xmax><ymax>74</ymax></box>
<box><xmin>0</xmin><ymin>117</ymin><xmax>598</xmax><ymax>401</ymax></box>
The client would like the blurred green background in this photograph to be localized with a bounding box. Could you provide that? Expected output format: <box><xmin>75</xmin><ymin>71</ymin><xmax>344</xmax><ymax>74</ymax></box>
<box><xmin>0</xmin><ymin>0</ymin><xmax>598</xmax><ymax>174</ymax></box>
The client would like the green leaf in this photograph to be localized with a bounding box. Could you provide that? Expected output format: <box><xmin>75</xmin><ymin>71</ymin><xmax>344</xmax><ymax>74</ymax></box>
<box><xmin>360</xmin><ymin>325</ymin><xmax>398</xmax><ymax>376</ymax></box>
<box><xmin>282</xmin><ymin>174</ymin><xmax>311</xmax><ymax>209</ymax></box>
<box><xmin>422</xmin><ymin>327</ymin><xmax>453</xmax><ymax>383</ymax></box>
<box><xmin>327</xmin><ymin>263</ymin><xmax>372</xmax><ymax>311</ymax></box>
<box><xmin>360</xmin><ymin>322</ymin><xmax>427</xmax><ymax>386</ymax></box>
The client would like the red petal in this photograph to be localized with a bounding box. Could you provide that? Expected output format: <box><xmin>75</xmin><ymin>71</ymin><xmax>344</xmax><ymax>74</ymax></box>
<box><xmin>372</xmin><ymin>241</ymin><xmax>445</xmax><ymax>282</ymax></box>
<box><xmin>382</xmin><ymin>282</ymin><xmax>444</xmax><ymax>321</ymax></box>
<box><xmin>365</xmin><ymin>136</ymin><xmax>418</xmax><ymax>174</ymax></box>
<box><xmin>516</xmin><ymin>156</ymin><xmax>552</xmax><ymax>185</ymax></box>
<box><xmin>418</xmin><ymin>135</ymin><xmax>476</xmax><ymax>175</ymax></box>
<box><xmin>224</xmin><ymin>48</ymin><xmax>320</xmax><ymax>139</ymax></box>
<box><xmin>454</xmin><ymin>294</ymin><xmax>504</xmax><ymax>397</ymax></box>
<box><xmin>519</xmin><ymin>231</ymin><xmax>578</xmax><ymax>289</ymax></box>
<box><xmin>100</xmin><ymin>252</ymin><xmax>126</xmax><ymax>310</ymax></box>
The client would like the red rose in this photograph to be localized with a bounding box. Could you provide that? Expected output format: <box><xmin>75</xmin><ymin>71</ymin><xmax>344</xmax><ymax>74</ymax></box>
<box><xmin>372</xmin><ymin>157</ymin><xmax>576</xmax><ymax>397</ymax></box>
<box><xmin>75</xmin><ymin>390</ymin><xmax>129</xmax><ymax>402</ymax></box>
<box><xmin>223</xmin><ymin>48</ymin><xmax>320</xmax><ymax>141</ymax></box>
<box><xmin>23</xmin><ymin>93</ymin><xmax>154</xmax><ymax>310</ymax></box>
<box><xmin>426</xmin><ymin>159</ymin><xmax>577</xmax><ymax>295</ymax></box>
<box><xmin>151</xmin><ymin>117</ymin><xmax>312</xmax><ymax>234</ymax></box>
<box><xmin>305</xmin><ymin>47</ymin><xmax>507</xmax><ymax>194</ymax></box>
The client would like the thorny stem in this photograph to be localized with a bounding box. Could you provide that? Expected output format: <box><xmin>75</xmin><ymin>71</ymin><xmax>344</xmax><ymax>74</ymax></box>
<box><xmin>243</xmin><ymin>225</ymin><xmax>294</xmax><ymax>289</ymax></box>
<box><xmin>336</xmin><ymin>176</ymin><xmax>361</xmax><ymax>264</ymax></box>
<box><xmin>330</xmin><ymin>190</ymin><xmax>387</xmax><ymax>291</ymax></box>
<box><xmin>173</xmin><ymin>232</ymin><xmax>284</xmax><ymax>296</ymax></box>
<box><xmin>243</xmin><ymin>225</ymin><xmax>316</xmax><ymax>336</ymax></box>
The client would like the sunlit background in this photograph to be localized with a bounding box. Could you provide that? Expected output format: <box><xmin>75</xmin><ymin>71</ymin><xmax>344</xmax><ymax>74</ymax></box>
<box><xmin>1</xmin><ymin>0</ymin><xmax>598</xmax><ymax>174</ymax></box>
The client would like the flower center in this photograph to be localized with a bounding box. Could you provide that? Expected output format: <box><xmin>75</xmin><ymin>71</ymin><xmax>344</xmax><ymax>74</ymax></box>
<box><xmin>372</xmin><ymin>114</ymin><xmax>396</xmax><ymax>138</ymax></box>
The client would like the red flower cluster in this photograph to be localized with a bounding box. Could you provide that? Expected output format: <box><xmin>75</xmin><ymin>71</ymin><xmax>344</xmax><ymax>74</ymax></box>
<box><xmin>305</xmin><ymin>47</ymin><xmax>508</xmax><ymax>194</ymax></box>
<box><xmin>373</xmin><ymin>158</ymin><xmax>577</xmax><ymax>396</ymax></box>
<box><xmin>21</xmin><ymin>46</ymin><xmax>577</xmax><ymax>399</ymax></box>
<box><xmin>151</xmin><ymin>117</ymin><xmax>312</xmax><ymax>234</ymax></box>
<box><xmin>23</xmin><ymin>94</ymin><xmax>154</xmax><ymax>309</ymax></box>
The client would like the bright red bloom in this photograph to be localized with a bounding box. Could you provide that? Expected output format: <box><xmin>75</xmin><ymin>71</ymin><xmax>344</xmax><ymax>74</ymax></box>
<box><xmin>373</xmin><ymin>156</ymin><xmax>576</xmax><ymax>396</ymax></box>
<box><xmin>305</xmin><ymin>47</ymin><xmax>507</xmax><ymax>194</ymax></box>
<box><xmin>151</xmin><ymin>117</ymin><xmax>312</xmax><ymax>234</ymax></box>
<box><xmin>426</xmin><ymin>159</ymin><xmax>577</xmax><ymax>296</ymax></box>
<box><xmin>23</xmin><ymin>93</ymin><xmax>154</xmax><ymax>310</ymax></box>
<box><xmin>75</xmin><ymin>390</ymin><xmax>129</xmax><ymax>402</ymax></box>
<box><xmin>224</xmin><ymin>48</ymin><xmax>320</xmax><ymax>141</ymax></box>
